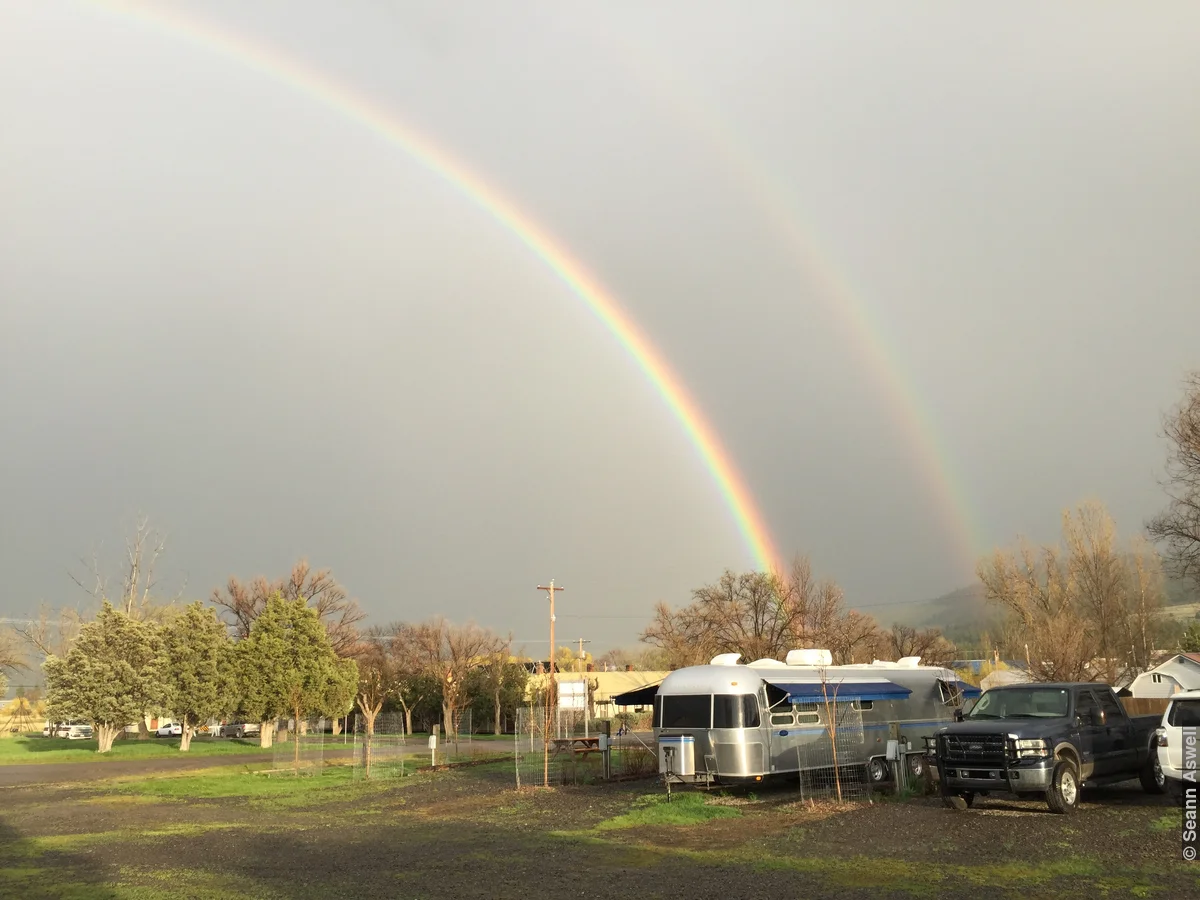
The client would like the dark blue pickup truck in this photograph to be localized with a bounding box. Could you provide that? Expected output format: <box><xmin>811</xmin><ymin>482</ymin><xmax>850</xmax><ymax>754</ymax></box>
<box><xmin>931</xmin><ymin>682</ymin><xmax>1165</xmax><ymax>813</ymax></box>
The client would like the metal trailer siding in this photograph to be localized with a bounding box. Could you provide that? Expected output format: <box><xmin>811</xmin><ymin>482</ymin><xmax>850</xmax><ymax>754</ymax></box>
<box><xmin>653</xmin><ymin>662</ymin><xmax>965</xmax><ymax>783</ymax></box>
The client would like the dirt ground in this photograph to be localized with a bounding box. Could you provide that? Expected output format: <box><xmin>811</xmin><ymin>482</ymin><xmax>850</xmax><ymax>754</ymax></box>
<box><xmin>1</xmin><ymin>763</ymin><xmax>1196</xmax><ymax>900</ymax></box>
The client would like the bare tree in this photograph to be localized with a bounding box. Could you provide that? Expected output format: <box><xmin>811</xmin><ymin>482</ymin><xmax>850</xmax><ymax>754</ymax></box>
<box><xmin>13</xmin><ymin>602</ymin><xmax>83</xmax><ymax>661</ymax></box>
<box><xmin>641</xmin><ymin>557</ymin><xmax>877</xmax><ymax>667</ymax></box>
<box><xmin>880</xmin><ymin>623</ymin><xmax>956</xmax><ymax>666</ymax></box>
<box><xmin>354</xmin><ymin>629</ymin><xmax>398</xmax><ymax>778</ymax></box>
<box><xmin>67</xmin><ymin>515</ymin><xmax>187</xmax><ymax>621</ymax></box>
<box><xmin>0</xmin><ymin>626</ymin><xmax>27</xmax><ymax>675</ymax></box>
<box><xmin>1149</xmin><ymin>371</ymin><xmax>1200</xmax><ymax>586</ymax></box>
<box><xmin>211</xmin><ymin>559</ymin><xmax>365</xmax><ymax>656</ymax></box>
<box><xmin>402</xmin><ymin>617</ymin><xmax>504</xmax><ymax>739</ymax></box>
<box><xmin>978</xmin><ymin>501</ymin><xmax>1165</xmax><ymax>683</ymax></box>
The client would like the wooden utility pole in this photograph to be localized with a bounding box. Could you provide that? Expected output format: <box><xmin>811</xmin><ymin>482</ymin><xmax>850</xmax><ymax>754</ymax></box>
<box><xmin>573</xmin><ymin>637</ymin><xmax>592</xmax><ymax>673</ymax></box>
<box><xmin>536</xmin><ymin>580</ymin><xmax>564</xmax><ymax>785</ymax></box>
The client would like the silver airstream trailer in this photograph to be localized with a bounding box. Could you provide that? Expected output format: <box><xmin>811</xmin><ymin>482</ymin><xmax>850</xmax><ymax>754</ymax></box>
<box><xmin>619</xmin><ymin>649</ymin><xmax>979</xmax><ymax>787</ymax></box>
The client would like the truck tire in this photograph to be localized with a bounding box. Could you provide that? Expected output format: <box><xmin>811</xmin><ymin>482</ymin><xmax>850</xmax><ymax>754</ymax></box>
<box><xmin>1046</xmin><ymin>759</ymin><xmax>1080</xmax><ymax>814</ymax></box>
<box><xmin>1140</xmin><ymin>752</ymin><xmax>1167</xmax><ymax>795</ymax></box>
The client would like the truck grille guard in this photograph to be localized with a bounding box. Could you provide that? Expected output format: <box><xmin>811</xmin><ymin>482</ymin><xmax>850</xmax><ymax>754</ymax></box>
<box><xmin>931</xmin><ymin>732</ymin><xmax>1021</xmax><ymax>781</ymax></box>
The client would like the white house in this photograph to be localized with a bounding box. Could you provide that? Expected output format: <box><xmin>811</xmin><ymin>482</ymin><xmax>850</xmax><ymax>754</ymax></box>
<box><xmin>1125</xmin><ymin>653</ymin><xmax>1200</xmax><ymax>698</ymax></box>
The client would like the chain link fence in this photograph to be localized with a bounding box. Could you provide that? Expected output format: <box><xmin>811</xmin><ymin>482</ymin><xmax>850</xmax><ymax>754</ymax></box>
<box><xmin>513</xmin><ymin>705</ymin><xmax>613</xmax><ymax>788</ymax></box>
<box><xmin>271</xmin><ymin>717</ymin><xmax>327</xmax><ymax>775</ymax></box>
<box><xmin>349</xmin><ymin>710</ymin><xmax>513</xmax><ymax>780</ymax></box>
<box><xmin>792</xmin><ymin>700</ymin><xmax>872</xmax><ymax>803</ymax></box>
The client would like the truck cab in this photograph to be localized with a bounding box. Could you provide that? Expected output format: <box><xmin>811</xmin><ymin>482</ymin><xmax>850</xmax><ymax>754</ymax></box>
<box><xmin>932</xmin><ymin>682</ymin><xmax>1165</xmax><ymax>813</ymax></box>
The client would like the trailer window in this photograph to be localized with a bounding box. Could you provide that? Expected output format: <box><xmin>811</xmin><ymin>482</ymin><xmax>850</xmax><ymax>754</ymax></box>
<box><xmin>851</xmin><ymin>700</ymin><xmax>874</xmax><ymax>711</ymax></box>
<box><xmin>795</xmin><ymin>712</ymin><xmax>820</xmax><ymax>724</ymax></box>
<box><xmin>661</xmin><ymin>695</ymin><xmax>711</xmax><ymax>728</ymax></box>
<box><xmin>743</xmin><ymin>694</ymin><xmax>761</xmax><ymax>728</ymax></box>
<box><xmin>771</xmin><ymin>712</ymin><xmax>794</xmax><ymax>726</ymax></box>
<box><xmin>713</xmin><ymin>695</ymin><xmax>741</xmax><ymax>728</ymax></box>
<box><xmin>937</xmin><ymin>679</ymin><xmax>964</xmax><ymax>706</ymax></box>
<box><xmin>1168</xmin><ymin>700</ymin><xmax>1200</xmax><ymax>728</ymax></box>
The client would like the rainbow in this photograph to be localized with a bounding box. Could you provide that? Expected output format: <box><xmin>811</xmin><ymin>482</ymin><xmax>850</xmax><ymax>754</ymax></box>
<box><xmin>583</xmin><ymin>19</ymin><xmax>983</xmax><ymax>573</ymax></box>
<box><xmin>81</xmin><ymin>1</ymin><xmax>784</xmax><ymax>575</ymax></box>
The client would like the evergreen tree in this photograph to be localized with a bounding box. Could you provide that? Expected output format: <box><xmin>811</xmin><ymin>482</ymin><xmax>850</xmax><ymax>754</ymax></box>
<box><xmin>44</xmin><ymin>601</ymin><xmax>163</xmax><ymax>752</ymax></box>
<box><xmin>237</xmin><ymin>594</ymin><xmax>355</xmax><ymax>766</ymax></box>
<box><xmin>160</xmin><ymin>602</ymin><xmax>234</xmax><ymax>751</ymax></box>
<box><xmin>1180</xmin><ymin>621</ymin><xmax>1200</xmax><ymax>654</ymax></box>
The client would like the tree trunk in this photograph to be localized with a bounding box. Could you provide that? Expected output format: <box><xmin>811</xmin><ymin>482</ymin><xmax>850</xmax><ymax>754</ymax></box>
<box><xmin>136</xmin><ymin>718</ymin><xmax>151</xmax><ymax>741</ymax></box>
<box><xmin>292</xmin><ymin>706</ymin><xmax>302</xmax><ymax>775</ymax></box>
<box><xmin>331</xmin><ymin>717</ymin><xmax>342</xmax><ymax>736</ymax></box>
<box><xmin>400</xmin><ymin>702</ymin><xmax>413</xmax><ymax>738</ymax></box>
<box><xmin>259</xmin><ymin>721</ymin><xmax>274</xmax><ymax>749</ymax></box>
<box><xmin>180</xmin><ymin>719</ymin><xmax>193</xmax><ymax>752</ymax></box>
<box><xmin>494</xmin><ymin>689</ymin><xmax>502</xmax><ymax>735</ymax></box>
<box><xmin>97</xmin><ymin>723</ymin><xmax>119</xmax><ymax>753</ymax></box>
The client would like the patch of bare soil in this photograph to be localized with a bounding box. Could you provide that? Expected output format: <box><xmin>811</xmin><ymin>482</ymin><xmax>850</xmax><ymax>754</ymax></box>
<box><xmin>1</xmin><ymin>769</ymin><xmax>1194</xmax><ymax>900</ymax></box>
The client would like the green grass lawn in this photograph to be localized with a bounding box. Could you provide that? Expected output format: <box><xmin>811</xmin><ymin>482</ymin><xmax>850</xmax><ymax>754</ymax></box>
<box><xmin>112</xmin><ymin>764</ymin><xmax>364</xmax><ymax>804</ymax></box>
<box><xmin>0</xmin><ymin>735</ymin><xmax>269</xmax><ymax>765</ymax></box>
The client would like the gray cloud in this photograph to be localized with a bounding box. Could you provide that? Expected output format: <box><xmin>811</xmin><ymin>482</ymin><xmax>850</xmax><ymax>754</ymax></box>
<box><xmin>2</xmin><ymin>0</ymin><xmax>1199</xmax><ymax>650</ymax></box>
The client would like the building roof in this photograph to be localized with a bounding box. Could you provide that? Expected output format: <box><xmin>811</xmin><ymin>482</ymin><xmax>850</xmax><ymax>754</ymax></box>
<box><xmin>525</xmin><ymin>670</ymin><xmax>669</xmax><ymax>703</ymax></box>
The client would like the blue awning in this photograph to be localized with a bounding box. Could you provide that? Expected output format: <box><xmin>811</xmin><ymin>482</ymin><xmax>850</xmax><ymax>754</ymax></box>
<box><xmin>958</xmin><ymin>682</ymin><xmax>982</xmax><ymax>699</ymax></box>
<box><xmin>764</xmin><ymin>678</ymin><xmax>913</xmax><ymax>703</ymax></box>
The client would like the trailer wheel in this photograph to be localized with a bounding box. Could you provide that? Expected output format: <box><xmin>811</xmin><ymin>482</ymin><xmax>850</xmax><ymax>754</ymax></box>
<box><xmin>1140</xmin><ymin>752</ymin><xmax>1166</xmax><ymax>795</ymax></box>
<box><xmin>866</xmin><ymin>757</ymin><xmax>889</xmax><ymax>784</ymax></box>
<box><xmin>1046</xmin><ymin>759</ymin><xmax>1080</xmax><ymax>814</ymax></box>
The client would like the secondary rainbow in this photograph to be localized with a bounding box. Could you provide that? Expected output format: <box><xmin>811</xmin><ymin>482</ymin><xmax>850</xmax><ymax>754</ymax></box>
<box><xmin>83</xmin><ymin>1</ymin><xmax>783</xmax><ymax>575</ymax></box>
<box><xmin>586</xmin><ymin>20</ymin><xmax>983</xmax><ymax>573</ymax></box>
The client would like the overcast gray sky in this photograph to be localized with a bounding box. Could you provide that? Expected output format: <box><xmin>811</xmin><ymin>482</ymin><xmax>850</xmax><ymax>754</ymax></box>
<box><xmin>3</xmin><ymin>1</ymin><xmax>1199</xmax><ymax>652</ymax></box>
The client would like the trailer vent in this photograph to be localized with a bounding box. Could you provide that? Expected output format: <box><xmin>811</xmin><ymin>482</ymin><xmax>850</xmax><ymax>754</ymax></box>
<box><xmin>785</xmin><ymin>649</ymin><xmax>833</xmax><ymax>667</ymax></box>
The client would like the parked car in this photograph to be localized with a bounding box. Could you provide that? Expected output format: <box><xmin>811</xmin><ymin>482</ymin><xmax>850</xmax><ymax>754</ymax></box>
<box><xmin>64</xmin><ymin>724</ymin><xmax>93</xmax><ymax>740</ymax></box>
<box><xmin>1155</xmin><ymin>689</ymin><xmax>1200</xmax><ymax>795</ymax></box>
<box><xmin>53</xmin><ymin>720</ymin><xmax>91</xmax><ymax>738</ymax></box>
<box><xmin>932</xmin><ymin>682</ymin><xmax>1165</xmax><ymax>813</ymax></box>
<box><xmin>218</xmin><ymin>722</ymin><xmax>260</xmax><ymax>739</ymax></box>
<box><xmin>155</xmin><ymin>722</ymin><xmax>183</xmax><ymax>737</ymax></box>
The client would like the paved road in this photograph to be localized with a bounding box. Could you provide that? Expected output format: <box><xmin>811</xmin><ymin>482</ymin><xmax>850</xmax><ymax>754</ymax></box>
<box><xmin>0</xmin><ymin>746</ymin><xmax>358</xmax><ymax>788</ymax></box>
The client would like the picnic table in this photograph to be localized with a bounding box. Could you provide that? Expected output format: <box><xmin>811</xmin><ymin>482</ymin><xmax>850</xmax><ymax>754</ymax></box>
<box><xmin>550</xmin><ymin>736</ymin><xmax>601</xmax><ymax>759</ymax></box>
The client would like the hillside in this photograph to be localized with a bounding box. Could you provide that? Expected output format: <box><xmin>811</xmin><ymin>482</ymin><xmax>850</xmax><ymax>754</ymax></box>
<box><xmin>860</xmin><ymin>571</ymin><xmax>1200</xmax><ymax>643</ymax></box>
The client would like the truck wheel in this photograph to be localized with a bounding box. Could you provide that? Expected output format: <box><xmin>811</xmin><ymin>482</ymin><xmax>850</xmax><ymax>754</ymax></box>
<box><xmin>941</xmin><ymin>791</ymin><xmax>974</xmax><ymax>810</ymax></box>
<box><xmin>1046</xmin><ymin>759</ymin><xmax>1080</xmax><ymax>814</ymax></box>
<box><xmin>1140</xmin><ymin>753</ymin><xmax>1167</xmax><ymax>795</ymax></box>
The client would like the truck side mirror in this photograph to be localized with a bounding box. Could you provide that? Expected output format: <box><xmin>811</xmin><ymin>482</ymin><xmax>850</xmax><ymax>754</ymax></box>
<box><xmin>953</xmin><ymin>708</ymin><xmax>964</xmax><ymax>722</ymax></box>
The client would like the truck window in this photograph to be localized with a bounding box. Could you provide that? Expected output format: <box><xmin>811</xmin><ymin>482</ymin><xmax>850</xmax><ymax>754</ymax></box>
<box><xmin>1075</xmin><ymin>690</ymin><xmax>1100</xmax><ymax>725</ymax></box>
<box><xmin>968</xmin><ymin>687</ymin><xmax>1070</xmax><ymax>719</ymax></box>
<box><xmin>661</xmin><ymin>694</ymin><xmax>711</xmax><ymax>728</ymax></box>
<box><xmin>1168</xmin><ymin>700</ymin><xmax>1200</xmax><ymax>728</ymax></box>
<box><xmin>1096</xmin><ymin>689</ymin><xmax>1124</xmax><ymax>720</ymax></box>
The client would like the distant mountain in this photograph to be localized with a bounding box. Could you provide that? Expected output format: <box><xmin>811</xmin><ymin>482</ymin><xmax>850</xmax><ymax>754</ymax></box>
<box><xmin>863</xmin><ymin>570</ymin><xmax>1200</xmax><ymax>643</ymax></box>
<box><xmin>860</xmin><ymin>584</ymin><xmax>993</xmax><ymax>639</ymax></box>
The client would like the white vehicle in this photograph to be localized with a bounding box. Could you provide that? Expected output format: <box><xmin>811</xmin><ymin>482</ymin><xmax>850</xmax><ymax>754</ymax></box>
<box><xmin>53</xmin><ymin>720</ymin><xmax>91</xmax><ymax>738</ymax></box>
<box><xmin>65</xmin><ymin>724</ymin><xmax>94</xmax><ymax>740</ymax></box>
<box><xmin>1155</xmin><ymin>689</ymin><xmax>1200</xmax><ymax>792</ymax></box>
<box><xmin>156</xmin><ymin>722</ymin><xmax>183</xmax><ymax>737</ymax></box>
